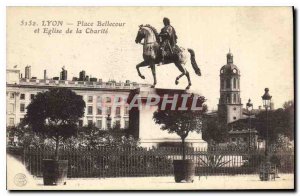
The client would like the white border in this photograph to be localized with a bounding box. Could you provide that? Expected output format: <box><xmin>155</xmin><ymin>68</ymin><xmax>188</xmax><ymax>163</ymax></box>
<box><xmin>0</xmin><ymin>0</ymin><xmax>298</xmax><ymax>195</ymax></box>
<box><xmin>2</xmin><ymin>0</ymin><xmax>298</xmax><ymax>6</ymax></box>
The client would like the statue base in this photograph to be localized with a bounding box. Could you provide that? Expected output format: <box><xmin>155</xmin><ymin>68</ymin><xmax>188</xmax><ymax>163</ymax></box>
<box><xmin>127</xmin><ymin>87</ymin><xmax>207</xmax><ymax>148</ymax></box>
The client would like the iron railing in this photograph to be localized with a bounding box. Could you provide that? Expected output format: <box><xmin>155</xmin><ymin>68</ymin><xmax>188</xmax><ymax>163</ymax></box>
<box><xmin>14</xmin><ymin>146</ymin><xmax>294</xmax><ymax>178</ymax></box>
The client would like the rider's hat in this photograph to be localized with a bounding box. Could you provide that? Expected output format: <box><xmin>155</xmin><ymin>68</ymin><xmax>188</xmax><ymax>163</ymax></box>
<box><xmin>163</xmin><ymin>17</ymin><xmax>170</xmax><ymax>25</ymax></box>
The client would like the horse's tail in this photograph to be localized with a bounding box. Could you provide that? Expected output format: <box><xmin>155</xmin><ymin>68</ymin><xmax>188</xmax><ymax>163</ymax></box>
<box><xmin>187</xmin><ymin>48</ymin><xmax>201</xmax><ymax>76</ymax></box>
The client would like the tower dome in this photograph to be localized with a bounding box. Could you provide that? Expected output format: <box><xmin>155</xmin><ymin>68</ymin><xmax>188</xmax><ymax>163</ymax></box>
<box><xmin>220</xmin><ymin>50</ymin><xmax>240</xmax><ymax>75</ymax></box>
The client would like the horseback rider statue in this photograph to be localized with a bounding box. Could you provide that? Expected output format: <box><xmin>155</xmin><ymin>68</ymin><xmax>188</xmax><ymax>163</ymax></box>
<box><xmin>159</xmin><ymin>17</ymin><xmax>178</xmax><ymax>64</ymax></box>
<box><xmin>135</xmin><ymin>18</ymin><xmax>201</xmax><ymax>90</ymax></box>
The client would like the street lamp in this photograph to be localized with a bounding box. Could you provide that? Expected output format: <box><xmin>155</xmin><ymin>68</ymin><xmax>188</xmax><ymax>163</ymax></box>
<box><xmin>261</xmin><ymin>88</ymin><xmax>272</xmax><ymax>158</ymax></box>
<box><xmin>106</xmin><ymin>114</ymin><xmax>112</xmax><ymax>130</ymax></box>
<box><xmin>246</xmin><ymin>99</ymin><xmax>253</xmax><ymax>150</ymax></box>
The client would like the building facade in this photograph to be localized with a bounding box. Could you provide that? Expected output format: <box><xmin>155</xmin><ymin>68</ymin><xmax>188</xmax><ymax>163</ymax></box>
<box><xmin>227</xmin><ymin>129</ymin><xmax>259</xmax><ymax>149</ymax></box>
<box><xmin>6</xmin><ymin>67</ymin><xmax>208</xmax><ymax>148</ymax></box>
<box><xmin>6</xmin><ymin>67</ymin><xmax>149</xmax><ymax>129</ymax></box>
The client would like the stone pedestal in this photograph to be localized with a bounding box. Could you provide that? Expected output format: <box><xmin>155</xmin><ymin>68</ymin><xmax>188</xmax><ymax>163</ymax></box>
<box><xmin>127</xmin><ymin>87</ymin><xmax>207</xmax><ymax>148</ymax></box>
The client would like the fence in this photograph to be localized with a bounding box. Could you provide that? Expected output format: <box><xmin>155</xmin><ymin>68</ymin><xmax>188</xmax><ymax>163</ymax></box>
<box><xmin>18</xmin><ymin>147</ymin><xmax>294</xmax><ymax>178</ymax></box>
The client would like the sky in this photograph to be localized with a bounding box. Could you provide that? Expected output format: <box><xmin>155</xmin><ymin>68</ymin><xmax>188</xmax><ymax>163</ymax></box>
<box><xmin>7</xmin><ymin>7</ymin><xmax>294</xmax><ymax>110</ymax></box>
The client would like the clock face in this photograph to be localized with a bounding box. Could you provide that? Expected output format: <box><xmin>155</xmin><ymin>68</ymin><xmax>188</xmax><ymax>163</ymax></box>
<box><xmin>221</xmin><ymin>69</ymin><xmax>224</xmax><ymax>74</ymax></box>
<box><xmin>233</xmin><ymin>69</ymin><xmax>237</xmax><ymax>74</ymax></box>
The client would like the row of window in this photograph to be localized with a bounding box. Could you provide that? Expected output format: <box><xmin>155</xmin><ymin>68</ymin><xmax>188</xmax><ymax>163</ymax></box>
<box><xmin>7</xmin><ymin>103</ymin><xmax>26</xmax><ymax>113</ymax></box>
<box><xmin>8</xmin><ymin>103</ymin><xmax>130</xmax><ymax>114</ymax></box>
<box><xmin>87</xmin><ymin>106</ymin><xmax>129</xmax><ymax>116</ymax></box>
<box><xmin>7</xmin><ymin>100</ymin><xmax>129</xmax><ymax>116</ymax></box>
<box><xmin>7</xmin><ymin>103</ymin><xmax>129</xmax><ymax>116</ymax></box>
<box><xmin>8</xmin><ymin>117</ymin><xmax>129</xmax><ymax>129</ymax></box>
<box><xmin>9</xmin><ymin>93</ymin><xmax>35</xmax><ymax>100</ymax></box>
<box><xmin>87</xmin><ymin>96</ymin><xmax>124</xmax><ymax>103</ymax></box>
<box><xmin>79</xmin><ymin>119</ymin><xmax>129</xmax><ymax>129</ymax></box>
<box><xmin>220</xmin><ymin>78</ymin><xmax>239</xmax><ymax>89</ymax></box>
<box><xmin>8</xmin><ymin>93</ymin><xmax>125</xmax><ymax>103</ymax></box>
<box><xmin>221</xmin><ymin>94</ymin><xmax>240</xmax><ymax>104</ymax></box>
<box><xmin>8</xmin><ymin>118</ymin><xmax>24</xmax><ymax>126</ymax></box>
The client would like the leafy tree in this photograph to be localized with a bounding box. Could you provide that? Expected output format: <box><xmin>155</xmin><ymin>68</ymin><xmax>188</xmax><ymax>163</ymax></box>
<box><xmin>24</xmin><ymin>88</ymin><xmax>85</xmax><ymax>160</ymax></box>
<box><xmin>76</xmin><ymin>124</ymin><xmax>107</xmax><ymax>148</ymax></box>
<box><xmin>202</xmin><ymin>116</ymin><xmax>229</xmax><ymax>144</ymax></box>
<box><xmin>104</xmin><ymin>124</ymin><xmax>140</xmax><ymax>148</ymax></box>
<box><xmin>7</xmin><ymin>124</ymin><xmax>46</xmax><ymax>148</ymax></box>
<box><xmin>63</xmin><ymin>123</ymin><xmax>139</xmax><ymax>149</ymax></box>
<box><xmin>253</xmin><ymin>100</ymin><xmax>294</xmax><ymax>144</ymax></box>
<box><xmin>7</xmin><ymin>125</ymin><xmax>21</xmax><ymax>146</ymax></box>
<box><xmin>282</xmin><ymin>100</ymin><xmax>294</xmax><ymax>139</ymax></box>
<box><xmin>270</xmin><ymin>134</ymin><xmax>294</xmax><ymax>152</ymax></box>
<box><xmin>153</xmin><ymin>95</ymin><xmax>207</xmax><ymax>160</ymax></box>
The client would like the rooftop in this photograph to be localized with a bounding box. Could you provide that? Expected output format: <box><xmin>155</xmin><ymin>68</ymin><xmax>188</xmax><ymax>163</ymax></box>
<box><xmin>228</xmin><ymin>129</ymin><xmax>258</xmax><ymax>134</ymax></box>
<box><xmin>7</xmin><ymin>77</ymin><xmax>149</xmax><ymax>90</ymax></box>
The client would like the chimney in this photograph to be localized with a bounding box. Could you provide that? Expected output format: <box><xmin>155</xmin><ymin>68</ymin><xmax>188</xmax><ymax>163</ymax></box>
<box><xmin>44</xmin><ymin>69</ymin><xmax>47</xmax><ymax>80</ymax></box>
<box><xmin>25</xmin><ymin>66</ymin><xmax>31</xmax><ymax>79</ymax></box>
<box><xmin>90</xmin><ymin>77</ymin><xmax>97</xmax><ymax>82</ymax></box>
<box><xmin>79</xmin><ymin>70</ymin><xmax>86</xmax><ymax>81</ymax></box>
<box><xmin>60</xmin><ymin>66</ymin><xmax>68</xmax><ymax>80</ymax></box>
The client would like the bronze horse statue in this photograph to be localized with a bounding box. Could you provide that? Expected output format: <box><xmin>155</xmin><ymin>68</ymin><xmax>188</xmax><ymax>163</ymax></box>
<box><xmin>135</xmin><ymin>24</ymin><xmax>201</xmax><ymax>90</ymax></box>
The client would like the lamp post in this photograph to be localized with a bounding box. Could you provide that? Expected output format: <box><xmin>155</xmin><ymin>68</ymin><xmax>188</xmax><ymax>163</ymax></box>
<box><xmin>261</xmin><ymin>88</ymin><xmax>272</xmax><ymax>159</ymax></box>
<box><xmin>246</xmin><ymin>99</ymin><xmax>253</xmax><ymax>150</ymax></box>
<box><xmin>106</xmin><ymin>114</ymin><xmax>112</xmax><ymax>130</ymax></box>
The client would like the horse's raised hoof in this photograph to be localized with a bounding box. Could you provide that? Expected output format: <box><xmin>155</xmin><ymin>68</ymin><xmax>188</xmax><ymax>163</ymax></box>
<box><xmin>175</xmin><ymin>80</ymin><xmax>179</xmax><ymax>85</ymax></box>
<box><xmin>139</xmin><ymin>75</ymin><xmax>145</xmax><ymax>79</ymax></box>
<box><xmin>151</xmin><ymin>85</ymin><xmax>156</xmax><ymax>88</ymax></box>
<box><xmin>186</xmin><ymin>85</ymin><xmax>191</xmax><ymax>90</ymax></box>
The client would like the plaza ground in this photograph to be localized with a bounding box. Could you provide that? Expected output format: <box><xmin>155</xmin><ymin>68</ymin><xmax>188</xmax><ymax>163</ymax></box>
<box><xmin>9</xmin><ymin>174</ymin><xmax>294</xmax><ymax>190</ymax></box>
<box><xmin>7</xmin><ymin>155</ymin><xmax>294</xmax><ymax>190</ymax></box>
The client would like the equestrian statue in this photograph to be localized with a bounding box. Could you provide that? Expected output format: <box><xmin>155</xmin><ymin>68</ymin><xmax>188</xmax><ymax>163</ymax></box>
<box><xmin>135</xmin><ymin>17</ymin><xmax>201</xmax><ymax>90</ymax></box>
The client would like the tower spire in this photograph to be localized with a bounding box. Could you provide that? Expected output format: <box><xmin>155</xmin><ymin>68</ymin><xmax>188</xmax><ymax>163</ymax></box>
<box><xmin>227</xmin><ymin>49</ymin><xmax>233</xmax><ymax>64</ymax></box>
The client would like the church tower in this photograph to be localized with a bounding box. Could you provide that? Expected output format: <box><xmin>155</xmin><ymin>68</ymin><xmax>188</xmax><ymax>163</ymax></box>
<box><xmin>218</xmin><ymin>50</ymin><xmax>243</xmax><ymax>124</ymax></box>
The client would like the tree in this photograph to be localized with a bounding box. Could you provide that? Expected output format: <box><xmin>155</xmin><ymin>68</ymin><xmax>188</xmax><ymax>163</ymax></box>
<box><xmin>24</xmin><ymin>88</ymin><xmax>85</xmax><ymax>160</ymax></box>
<box><xmin>76</xmin><ymin>124</ymin><xmax>107</xmax><ymax>148</ymax></box>
<box><xmin>282</xmin><ymin>100</ymin><xmax>294</xmax><ymax>139</ymax></box>
<box><xmin>270</xmin><ymin>134</ymin><xmax>294</xmax><ymax>152</ymax></box>
<box><xmin>202</xmin><ymin>116</ymin><xmax>229</xmax><ymax>144</ymax></box>
<box><xmin>7</xmin><ymin>125</ymin><xmax>45</xmax><ymax>148</ymax></box>
<box><xmin>103</xmin><ymin>124</ymin><xmax>140</xmax><ymax>148</ymax></box>
<box><xmin>63</xmin><ymin>123</ymin><xmax>140</xmax><ymax>149</ymax></box>
<box><xmin>254</xmin><ymin>100</ymin><xmax>294</xmax><ymax>144</ymax></box>
<box><xmin>153</xmin><ymin>95</ymin><xmax>207</xmax><ymax>160</ymax></box>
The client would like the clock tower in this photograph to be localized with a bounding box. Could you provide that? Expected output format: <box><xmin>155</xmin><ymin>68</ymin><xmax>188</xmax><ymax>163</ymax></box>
<box><xmin>218</xmin><ymin>50</ymin><xmax>242</xmax><ymax>124</ymax></box>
